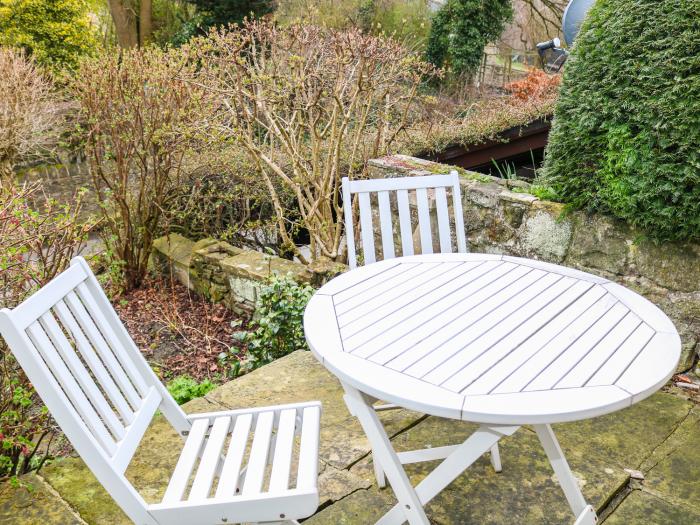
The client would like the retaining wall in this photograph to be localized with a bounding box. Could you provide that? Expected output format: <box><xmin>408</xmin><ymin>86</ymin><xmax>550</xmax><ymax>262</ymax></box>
<box><xmin>152</xmin><ymin>154</ymin><xmax>700</xmax><ymax>373</ymax></box>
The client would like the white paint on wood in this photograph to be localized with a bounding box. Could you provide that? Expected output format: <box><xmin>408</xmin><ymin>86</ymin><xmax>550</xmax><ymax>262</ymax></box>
<box><xmin>306</xmin><ymin>253</ymin><xmax>681</xmax><ymax>425</ymax></box>
<box><xmin>342</xmin><ymin>173</ymin><xmax>468</xmax><ymax>268</ymax></box>
<box><xmin>0</xmin><ymin>257</ymin><xmax>322</xmax><ymax>525</ymax></box>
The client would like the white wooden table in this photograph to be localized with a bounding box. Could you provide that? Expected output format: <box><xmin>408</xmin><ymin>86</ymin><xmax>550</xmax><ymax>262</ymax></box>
<box><xmin>304</xmin><ymin>253</ymin><xmax>681</xmax><ymax>525</ymax></box>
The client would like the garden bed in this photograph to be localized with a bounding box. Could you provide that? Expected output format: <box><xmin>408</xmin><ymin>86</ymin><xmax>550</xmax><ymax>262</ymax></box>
<box><xmin>114</xmin><ymin>277</ymin><xmax>247</xmax><ymax>383</ymax></box>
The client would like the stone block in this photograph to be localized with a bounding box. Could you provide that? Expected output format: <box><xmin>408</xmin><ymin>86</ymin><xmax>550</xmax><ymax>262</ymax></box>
<box><xmin>220</xmin><ymin>251</ymin><xmax>313</xmax><ymax>309</ymax></box>
<box><xmin>567</xmin><ymin>213</ymin><xmax>631</xmax><ymax>275</ymax></box>
<box><xmin>634</xmin><ymin>239</ymin><xmax>700</xmax><ymax>292</ymax></box>
<box><xmin>151</xmin><ymin>233</ymin><xmax>194</xmax><ymax>288</ymax></box>
<box><xmin>519</xmin><ymin>201</ymin><xmax>572</xmax><ymax>262</ymax></box>
<box><xmin>502</xmin><ymin>200</ymin><xmax>527</xmax><ymax>229</ymax></box>
<box><xmin>464</xmin><ymin>180</ymin><xmax>503</xmax><ymax>209</ymax></box>
<box><xmin>308</xmin><ymin>257</ymin><xmax>348</xmax><ymax>286</ymax></box>
<box><xmin>221</xmin><ymin>251</ymin><xmax>312</xmax><ymax>283</ymax></box>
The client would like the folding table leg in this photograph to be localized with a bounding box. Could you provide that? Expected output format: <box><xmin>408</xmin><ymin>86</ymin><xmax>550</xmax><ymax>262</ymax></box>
<box><xmin>490</xmin><ymin>443</ymin><xmax>502</xmax><ymax>472</ymax></box>
<box><xmin>372</xmin><ymin>451</ymin><xmax>387</xmax><ymax>488</ymax></box>
<box><xmin>377</xmin><ymin>425</ymin><xmax>519</xmax><ymax>525</ymax></box>
<box><xmin>533</xmin><ymin>424</ymin><xmax>598</xmax><ymax>525</ymax></box>
<box><xmin>342</xmin><ymin>383</ymin><xmax>430</xmax><ymax>525</ymax></box>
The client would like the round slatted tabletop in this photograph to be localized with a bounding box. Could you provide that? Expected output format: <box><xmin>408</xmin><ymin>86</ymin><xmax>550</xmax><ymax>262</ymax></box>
<box><xmin>304</xmin><ymin>253</ymin><xmax>681</xmax><ymax>425</ymax></box>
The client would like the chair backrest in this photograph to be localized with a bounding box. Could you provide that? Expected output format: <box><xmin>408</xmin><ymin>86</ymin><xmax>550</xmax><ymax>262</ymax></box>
<box><xmin>342</xmin><ymin>172</ymin><xmax>468</xmax><ymax>269</ymax></box>
<box><xmin>0</xmin><ymin>257</ymin><xmax>189</xmax><ymax>525</ymax></box>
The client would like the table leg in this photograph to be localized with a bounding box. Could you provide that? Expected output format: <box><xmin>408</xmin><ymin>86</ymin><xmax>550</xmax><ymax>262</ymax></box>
<box><xmin>342</xmin><ymin>383</ymin><xmax>430</xmax><ymax>525</ymax></box>
<box><xmin>490</xmin><ymin>443</ymin><xmax>502</xmax><ymax>472</ymax></box>
<box><xmin>377</xmin><ymin>425</ymin><xmax>519</xmax><ymax>525</ymax></box>
<box><xmin>533</xmin><ymin>424</ymin><xmax>598</xmax><ymax>524</ymax></box>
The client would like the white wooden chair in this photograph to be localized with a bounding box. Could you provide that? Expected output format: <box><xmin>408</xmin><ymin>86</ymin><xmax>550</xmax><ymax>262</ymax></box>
<box><xmin>342</xmin><ymin>171</ymin><xmax>468</xmax><ymax>269</ymax></box>
<box><xmin>0</xmin><ymin>257</ymin><xmax>321</xmax><ymax>525</ymax></box>
<box><xmin>341</xmin><ymin>172</ymin><xmax>501</xmax><ymax>485</ymax></box>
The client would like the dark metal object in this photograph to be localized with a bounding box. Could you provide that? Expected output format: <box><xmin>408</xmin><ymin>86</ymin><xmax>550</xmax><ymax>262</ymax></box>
<box><xmin>536</xmin><ymin>0</ymin><xmax>595</xmax><ymax>72</ymax></box>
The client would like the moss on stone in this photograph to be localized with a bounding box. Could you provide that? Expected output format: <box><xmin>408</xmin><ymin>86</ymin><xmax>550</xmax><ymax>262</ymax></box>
<box><xmin>351</xmin><ymin>416</ymin><xmax>628</xmax><ymax>524</ymax></box>
<box><xmin>0</xmin><ymin>473</ymin><xmax>84</xmax><ymax>525</ymax></box>
<box><xmin>605</xmin><ymin>490</ymin><xmax>700</xmax><ymax>525</ymax></box>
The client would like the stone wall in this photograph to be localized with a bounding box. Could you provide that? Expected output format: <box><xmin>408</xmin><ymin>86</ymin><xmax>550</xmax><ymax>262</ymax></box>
<box><xmin>152</xmin><ymin>154</ymin><xmax>699</xmax><ymax>373</ymax></box>
<box><xmin>369</xmin><ymin>155</ymin><xmax>700</xmax><ymax>373</ymax></box>
<box><xmin>152</xmin><ymin>234</ymin><xmax>345</xmax><ymax>315</ymax></box>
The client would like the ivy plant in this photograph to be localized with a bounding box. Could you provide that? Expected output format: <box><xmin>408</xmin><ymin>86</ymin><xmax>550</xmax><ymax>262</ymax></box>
<box><xmin>229</xmin><ymin>274</ymin><xmax>314</xmax><ymax>374</ymax></box>
<box><xmin>425</xmin><ymin>0</ymin><xmax>512</xmax><ymax>77</ymax></box>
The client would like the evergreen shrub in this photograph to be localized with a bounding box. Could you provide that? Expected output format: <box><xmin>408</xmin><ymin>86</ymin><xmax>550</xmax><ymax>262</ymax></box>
<box><xmin>543</xmin><ymin>0</ymin><xmax>700</xmax><ymax>242</ymax></box>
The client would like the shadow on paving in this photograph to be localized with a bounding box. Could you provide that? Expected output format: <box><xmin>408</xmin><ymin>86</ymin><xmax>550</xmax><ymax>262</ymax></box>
<box><xmin>0</xmin><ymin>351</ymin><xmax>697</xmax><ymax>524</ymax></box>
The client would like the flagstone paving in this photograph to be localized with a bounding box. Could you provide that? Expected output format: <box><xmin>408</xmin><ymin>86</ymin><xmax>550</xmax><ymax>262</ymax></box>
<box><xmin>0</xmin><ymin>350</ymin><xmax>698</xmax><ymax>524</ymax></box>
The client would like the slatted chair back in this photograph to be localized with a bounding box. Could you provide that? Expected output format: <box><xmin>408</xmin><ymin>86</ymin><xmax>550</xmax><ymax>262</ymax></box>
<box><xmin>0</xmin><ymin>257</ymin><xmax>189</xmax><ymax>525</ymax></box>
<box><xmin>342</xmin><ymin>172</ymin><xmax>468</xmax><ymax>269</ymax></box>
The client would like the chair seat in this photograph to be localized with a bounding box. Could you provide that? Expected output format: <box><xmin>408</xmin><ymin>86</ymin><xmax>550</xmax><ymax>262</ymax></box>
<box><xmin>148</xmin><ymin>402</ymin><xmax>321</xmax><ymax>525</ymax></box>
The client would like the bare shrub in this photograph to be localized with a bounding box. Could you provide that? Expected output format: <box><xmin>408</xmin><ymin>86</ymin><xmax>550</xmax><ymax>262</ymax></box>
<box><xmin>72</xmin><ymin>46</ymin><xmax>217</xmax><ymax>290</ymax></box>
<box><xmin>168</xmin><ymin>145</ymin><xmax>283</xmax><ymax>251</ymax></box>
<box><xmin>197</xmin><ymin>21</ymin><xmax>437</xmax><ymax>263</ymax></box>
<box><xmin>0</xmin><ymin>48</ymin><xmax>63</xmax><ymax>183</ymax></box>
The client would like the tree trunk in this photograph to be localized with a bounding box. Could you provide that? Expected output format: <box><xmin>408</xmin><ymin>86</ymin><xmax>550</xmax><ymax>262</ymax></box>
<box><xmin>107</xmin><ymin>0</ymin><xmax>138</xmax><ymax>48</ymax></box>
<box><xmin>139</xmin><ymin>0</ymin><xmax>152</xmax><ymax>46</ymax></box>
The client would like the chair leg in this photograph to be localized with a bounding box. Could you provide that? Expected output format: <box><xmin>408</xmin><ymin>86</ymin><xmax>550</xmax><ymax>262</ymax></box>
<box><xmin>489</xmin><ymin>443</ymin><xmax>502</xmax><ymax>472</ymax></box>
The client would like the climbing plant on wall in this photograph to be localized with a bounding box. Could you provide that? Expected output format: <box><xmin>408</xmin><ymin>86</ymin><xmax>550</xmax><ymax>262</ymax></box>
<box><xmin>425</xmin><ymin>0</ymin><xmax>512</xmax><ymax>77</ymax></box>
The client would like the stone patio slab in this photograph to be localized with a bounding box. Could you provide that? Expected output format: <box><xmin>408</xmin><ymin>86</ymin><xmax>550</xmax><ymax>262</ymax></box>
<box><xmin>0</xmin><ymin>473</ymin><xmax>85</xmax><ymax>525</ymax></box>
<box><xmin>206</xmin><ymin>350</ymin><xmax>424</xmax><ymax>469</ymax></box>
<box><xmin>2</xmin><ymin>350</ymin><xmax>698</xmax><ymax>524</ymax></box>
<box><xmin>641</xmin><ymin>405</ymin><xmax>700</xmax><ymax>512</ymax></box>
<box><xmin>552</xmin><ymin>391</ymin><xmax>695</xmax><ymax>471</ymax></box>
<box><xmin>604</xmin><ymin>490</ymin><xmax>700</xmax><ymax>525</ymax></box>
<box><xmin>39</xmin><ymin>396</ymin><xmax>229</xmax><ymax>525</ymax></box>
<box><xmin>32</xmin><ymin>351</ymin><xmax>420</xmax><ymax>523</ymax></box>
<box><xmin>349</xmin><ymin>417</ymin><xmax>629</xmax><ymax>524</ymax></box>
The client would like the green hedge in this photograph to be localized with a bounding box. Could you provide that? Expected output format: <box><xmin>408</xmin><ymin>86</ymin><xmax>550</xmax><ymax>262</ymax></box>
<box><xmin>543</xmin><ymin>0</ymin><xmax>700</xmax><ymax>242</ymax></box>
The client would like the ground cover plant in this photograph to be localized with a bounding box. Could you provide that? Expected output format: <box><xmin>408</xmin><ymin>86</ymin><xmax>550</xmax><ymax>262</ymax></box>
<box><xmin>543</xmin><ymin>0</ymin><xmax>700</xmax><ymax>242</ymax></box>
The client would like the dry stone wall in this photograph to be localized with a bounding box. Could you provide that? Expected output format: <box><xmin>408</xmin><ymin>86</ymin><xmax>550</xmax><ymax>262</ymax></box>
<box><xmin>152</xmin><ymin>154</ymin><xmax>700</xmax><ymax>373</ymax></box>
<box><xmin>151</xmin><ymin>235</ymin><xmax>345</xmax><ymax>315</ymax></box>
